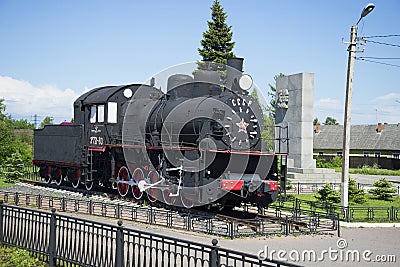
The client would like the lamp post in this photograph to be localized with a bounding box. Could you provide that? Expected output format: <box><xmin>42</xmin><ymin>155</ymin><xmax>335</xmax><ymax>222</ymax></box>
<box><xmin>341</xmin><ymin>3</ymin><xmax>375</xmax><ymax>209</ymax></box>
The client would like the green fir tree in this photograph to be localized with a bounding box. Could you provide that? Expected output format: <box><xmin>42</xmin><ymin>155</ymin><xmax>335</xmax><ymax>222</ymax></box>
<box><xmin>315</xmin><ymin>183</ymin><xmax>341</xmax><ymax>203</ymax></box>
<box><xmin>1</xmin><ymin>152</ymin><xmax>25</xmax><ymax>183</ymax></box>
<box><xmin>198</xmin><ymin>0</ymin><xmax>235</xmax><ymax>68</ymax></box>
<box><xmin>368</xmin><ymin>178</ymin><xmax>397</xmax><ymax>201</ymax></box>
<box><xmin>348</xmin><ymin>178</ymin><xmax>366</xmax><ymax>204</ymax></box>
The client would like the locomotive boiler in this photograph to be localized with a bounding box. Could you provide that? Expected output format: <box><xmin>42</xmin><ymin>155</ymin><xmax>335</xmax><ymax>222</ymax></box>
<box><xmin>33</xmin><ymin>58</ymin><xmax>288</xmax><ymax>209</ymax></box>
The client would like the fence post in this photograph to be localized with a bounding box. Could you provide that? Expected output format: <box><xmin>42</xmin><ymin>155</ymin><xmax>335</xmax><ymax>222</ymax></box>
<box><xmin>285</xmin><ymin>215</ymin><xmax>289</xmax><ymax>236</ymax></box>
<box><xmin>0</xmin><ymin>200</ymin><xmax>3</xmax><ymax>244</ymax></box>
<box><xmin>49</xmin><ymin>208</ymin><xmax>57</xmax><ymax>267</ymax></box>
<box><xmin>209</xmin><ymin>239</ymin><xmax>219</xmax><ymax>267</ymax></box>
<box><xmin>61</xmin><ymin>197</ymin><xmax>66</xmax><ymax>212</ymax></box>
<box><xmin>115</xmin><ymin>219</ymin><xmax>124</xmax><ymax>267</ymax></box>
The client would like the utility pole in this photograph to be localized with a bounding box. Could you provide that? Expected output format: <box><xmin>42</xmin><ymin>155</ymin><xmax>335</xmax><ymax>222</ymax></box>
<box><xmin>341</xmin><ymin>24</ymin><xmax>357</xmax><ymax>209</ymax></box>
<box><xmin>341</xmin><ymin>4</ymin><xmax>375</xmax><ymax>209</ymax></box>
<box><xmin>32</xmin><ymin>114</ymin><xmax>39</xmax><ymax>129</ymax></box>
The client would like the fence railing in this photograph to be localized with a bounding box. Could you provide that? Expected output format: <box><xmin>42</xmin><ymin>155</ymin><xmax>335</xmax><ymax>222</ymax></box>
<box><xmin>0</xmin><ymin>187</ymin><xmax>339</xmax><ymax>239</ymax></box>
<box><xmin>0</xmin><ymin>201</ymin><xmax>302</xmax><ymax>267</ymax></box>
<box><xmin>286</xmin><ymin>182</ymin><xmax>400</xmax><ymax>196</ymax></box>
<box><xmin>271</xmin><ymin>196</ymin><xmax>400</xmax><ymax>223</ymax></box>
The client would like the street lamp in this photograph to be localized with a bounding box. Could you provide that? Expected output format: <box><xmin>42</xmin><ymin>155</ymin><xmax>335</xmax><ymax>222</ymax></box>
<box><xmin>341</xmin><ymin>3</ymin><xmax>375</xmax><ymax>209</ymax></box>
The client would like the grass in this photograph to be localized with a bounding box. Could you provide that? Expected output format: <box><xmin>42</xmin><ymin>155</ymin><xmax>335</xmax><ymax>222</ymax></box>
<box><xmin>292</xmin><ymin>193</ymin><xmax>400</xmax><ymax>207</ymax></box>
<box><xmin>0</xmin><ymin>246</ymin><xmax>46</xmax><ymax>267</ymax></box>
<box><xmin>0</xmin><ymin>179</ymin><xmax>15</xmax><ymax>189</ymax></box>
<box><xmin>277</xmin><ymin>193</ymin><xmax>400</xmax><ymax>222</ymax></box>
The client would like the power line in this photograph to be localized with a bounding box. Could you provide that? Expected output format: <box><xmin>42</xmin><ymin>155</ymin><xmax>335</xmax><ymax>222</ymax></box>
<box><xmin>365</xmin><ymin>39</ymin><xmax>400</xmax><ymax>48</ymax></box>
<box><xmin>362</xmin><ymin>34</ymin><xmax>400</xmax><ymax>38</ymax></box>
<box><xmin>359</xmin><ymin>56</ymin><xmax>400</xmax><ymax>60</ymax></box>
<box><xmin>356</xmin><ymin>57</ymin><xmax>400</xmax><ymax>68</ymax></box>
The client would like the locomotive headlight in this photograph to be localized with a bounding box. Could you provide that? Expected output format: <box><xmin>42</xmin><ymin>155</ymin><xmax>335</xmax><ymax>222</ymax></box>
<box><xmin>123</xmin><ymin>88</ymin><xmax>133</xmax><ymax>98</ymax></box>
<box><xmin>238</xmin><ymin>74</ymin><xmax>253</xmax><ymax>91</ymax></box>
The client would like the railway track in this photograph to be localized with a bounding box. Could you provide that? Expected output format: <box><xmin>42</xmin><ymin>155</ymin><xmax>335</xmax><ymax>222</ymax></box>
<box><xmin>1</xmin><ymin>180</ymin><xmax>332</xmax><ymax>238</ymax></box>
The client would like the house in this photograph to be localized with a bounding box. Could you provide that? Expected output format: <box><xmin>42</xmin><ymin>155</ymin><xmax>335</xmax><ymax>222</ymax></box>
<box><xmin>313</xmin><ymin>123</ymin><xmax>400</xmax><ymax>169</ymax></box>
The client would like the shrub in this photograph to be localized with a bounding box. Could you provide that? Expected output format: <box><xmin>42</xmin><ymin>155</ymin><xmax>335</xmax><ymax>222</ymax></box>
<box><xmin>348</xmin><ymin>178</ymin><xmax>366</xmax><ymax>204</ymax></box>
<box><xmin>315</xmin><ymin>183</ymin><xmax>341</xmax><ymax>203</ymax></box>
<box><xmin>0</xmin><ymin>152</ymin><xmax>25</xmax><ymax>183</ymax></box>
<box><xmin>368</xmin><ymin>178</ymin><xmax>397</xmax><ymax>201</ymax></box>
<box><xmin>315</xmin><ymin>156</ymin><xmax>342</xmax><ymax>169</ymax></box>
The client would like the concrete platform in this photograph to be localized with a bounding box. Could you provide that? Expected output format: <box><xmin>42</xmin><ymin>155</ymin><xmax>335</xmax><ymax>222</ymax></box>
<box><xmin>287</xmin><ymin>167</ymin><xmax>341</xmax><ymax>182</ymax></box>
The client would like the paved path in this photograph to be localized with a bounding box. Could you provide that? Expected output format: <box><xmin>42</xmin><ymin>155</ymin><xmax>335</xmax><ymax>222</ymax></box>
<box><xmin>71</xmin><ymin>211</ymin><xmax>400</xmax><ymax>267</ymax></box>
<box><xmin>350</xmin><ymin>174</ymin><xmax>400</xmax><ymax>185</ymax></box>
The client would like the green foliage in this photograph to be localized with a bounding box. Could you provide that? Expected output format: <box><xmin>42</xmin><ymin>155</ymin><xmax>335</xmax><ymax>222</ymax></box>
<box><xmin>0</xmin><ymin>99</ymin><xmax>6</xmax><ymax>121</ymax></box>
<box><xmin>251</xmin><ymin>88</ymin><xmax>275</xmax><ymax>151</ymax></box>
<box><xmin>0</xmin><ymin>152</ymin><xmax>25</xmax><ymax>183</ymax></box>
<box><xmin>285</xmin><ymin>179</ymin><xmax>294</xmax><ymax>190</ymax></box>
<box><xmin>330</xmin><ymin>156</ymin><xmax>342</xmax><ymax>168</ymax></box>
<box><xmin>315</xmin><ymin>156</ymin><xmax>342</xmax><ymax>169</ymax></box>
<box><xmin>0</xmin><ymin>99</ymin><xmax>34</xmax><ymax>163</ymax></box>
<box><xmin>315</xmin><ymin>184</ymin><xmax>341</xmax><ymax>203</ymax></box>
<box><xmin>368</xmin><ymin>178</ymin><xmax>397</xmax><ymax>201</ymax></box>
<box><xmin>267</xmin><ymin>73</ymin><xmax>285</xmax><ymax>118</ymax></box>
<box><xmin>0</xmin><ymin>246</ymin><xmax>45</xmax><ymax>267</ymax></box>
<box><xmin>323</xmin><ymin>116</ymin><xmax>339</xmax><ymax>125</ymax></box>
<box><xmin>10</xmin><ymin>119</ymin><xmax>34</xmax><ymax>130</ymax></box>
<box><xmin>348</xmin><ymin>178</ymin><xmax>366</xmax><ymax>204</ymax></box>
<box><xmin>313</xmin><ymin>118</ymin><xmax>319</xmax><ymax>125</ymax></box>
<box><xmin>198</xmin><ymin>0</ymin><xmax>235</xmax><ymax>66</ymax></box>
<box><xmin>39</xmin><ymin>116</ymin><xmax>53</xmax><ymax>129</ymax></box>
<box><xmin>348</xmin><ymin>167</ymin><xmax>400</xmax><ymax>176</ymax></box>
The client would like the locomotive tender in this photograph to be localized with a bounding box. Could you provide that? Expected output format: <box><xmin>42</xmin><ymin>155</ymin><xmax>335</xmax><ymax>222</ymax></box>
<box><xmin>33</xmin><ymin>58</ymin><xmax>287</xmax><ymax>209</ymax></box>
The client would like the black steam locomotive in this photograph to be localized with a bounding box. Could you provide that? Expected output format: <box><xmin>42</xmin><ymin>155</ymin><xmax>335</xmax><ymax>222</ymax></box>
<box><xmin>33</xmin><ymin>58</ymin><xmax>287</xmax><ymax>209</ymax></box>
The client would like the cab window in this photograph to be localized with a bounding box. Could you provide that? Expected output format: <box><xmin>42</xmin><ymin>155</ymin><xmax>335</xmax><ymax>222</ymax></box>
<box><xmin>108</xmin><ymin>102</ymin><xmax>118</xmax><ymax>123</ymax></box>
<box><xmin>98</xmin><ymin>105</ymin><xmax>105</xmax><ymax>123</ymax></box>
<box><xmin>90</xmin><ymin>106</ymin><xmax>97</xmax><ymax>123</ymax></box>
<box><xmin>90</xmin><ymin>104</ymin><xmax>105</xmax><ymax>123</ymax></box>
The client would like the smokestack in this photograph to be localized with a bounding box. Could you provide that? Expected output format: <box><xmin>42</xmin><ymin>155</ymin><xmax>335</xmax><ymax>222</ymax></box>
<box><xmin>314</xmin><ymin>123</ymin><xmax>320</xmax><ymax>133</ymax></box>
<box><xmin>226</xmin><ymin>57</ymin><xmax>243</xmax><ymax>90</ymax></box>
<box><xmin>376</xmin><ymin>122</ymin><xmax>382</xmax><ymax>133</ymax></box>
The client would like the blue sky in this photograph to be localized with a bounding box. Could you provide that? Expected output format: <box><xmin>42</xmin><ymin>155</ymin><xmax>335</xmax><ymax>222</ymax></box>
<box><xmin>0</xmin><ymin>0</ymin><xmax>399</xmax><ymax>125</ymax></box>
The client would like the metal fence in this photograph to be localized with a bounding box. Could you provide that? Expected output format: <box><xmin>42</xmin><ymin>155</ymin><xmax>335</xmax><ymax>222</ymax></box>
<box><xmin>0</xmin><ymin>201</ymin><xmax>302</xmax><ymax>267</ymax></box>
<box><xmin>0</xmin><ymin>188</ymin><xmax>339</xmax><ymax>238</ymax></box>
<box><xmin>286</xmin><ymin>182</ymin><xmax>400</xmax><ymax>196</ymax></box>
<box><xmin>271</xmin><ymin>196</ymin><xmax>400</xmax><ymax>223</ymax></box>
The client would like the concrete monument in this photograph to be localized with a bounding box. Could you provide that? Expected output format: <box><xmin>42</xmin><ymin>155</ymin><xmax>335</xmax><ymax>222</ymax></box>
<box><xmin>275</xmin><ymin>73</ymin><xmax>340</xmax><ymax>181</ymax></box>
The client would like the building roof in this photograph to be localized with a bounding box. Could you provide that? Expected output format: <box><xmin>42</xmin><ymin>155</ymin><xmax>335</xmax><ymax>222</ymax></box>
<box><xmin>313</xmin><ymin>124</ymin><xmax>400</xmax><ymax>151</ymax></box>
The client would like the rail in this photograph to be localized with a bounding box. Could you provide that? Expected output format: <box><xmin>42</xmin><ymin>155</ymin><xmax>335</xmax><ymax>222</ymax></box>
<box><xmin>0</xmin><ymin>202</ymin><xmax>302</xmax><ymax>267</ymax></box>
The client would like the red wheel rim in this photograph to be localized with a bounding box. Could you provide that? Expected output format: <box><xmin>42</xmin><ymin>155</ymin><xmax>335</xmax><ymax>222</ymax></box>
<box><xmin>181</xmin><ymin>187</ymin><xmax>194</xmax><ymax>208</ymax></box>
<box><xmin>44</xmin><ymin>166</ymin><xmax>52</xmax><ymax>184</ymax></box>
<box><xmin>55</xmin><ymin>168</ymin><xmax>63</xmax><ymax>186</ymax></box>
<box><xmin>117</xmin><ymin>166</ymin><xmax>130</xmax><ymax>197</ymax></box>
<box><xmin>146</xmin><ymin>171</ymin><xmax>160</xmax><ymax>202</ymax></box>
<box><xmin>162</xmin><ymin>185</ymin><xmax>177</xmax><ymax>205</ymax></box>
<box><xmin>131</xmin><ymin>168</ymin><xmax>144</xmax><ymax>200</ymax></box>
<box><xmin>72</xmin><ymin>169</ymin><xmax>81</xmax><ymax>188</ymax></box>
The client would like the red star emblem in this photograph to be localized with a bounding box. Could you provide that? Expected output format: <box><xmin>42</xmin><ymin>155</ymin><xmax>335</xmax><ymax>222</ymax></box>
<box><xmin>236</xmin><ymin>118</ymin><xmax>249</xmax><ymax>133</ymax></box>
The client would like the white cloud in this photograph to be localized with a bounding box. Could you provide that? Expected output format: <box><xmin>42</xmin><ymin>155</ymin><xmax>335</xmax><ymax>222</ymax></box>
<box><xmin>372</xmin><ymin>93</ymin><xmax>400</xmax><ymax>102</ymax></box>
<box><xmin>314</xmin><ymin>95</ymin><xmax>400</xmax><ymax>124</ymax></box>
<box><xmin>0</xmin><ymin>76</ymin><xmax>78</xmax><ymax>122</ymax></box>
<box><xmin>314</xmin><ymin>98</ymin><xmax>344</xmax><ymax>123</ymax></box>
